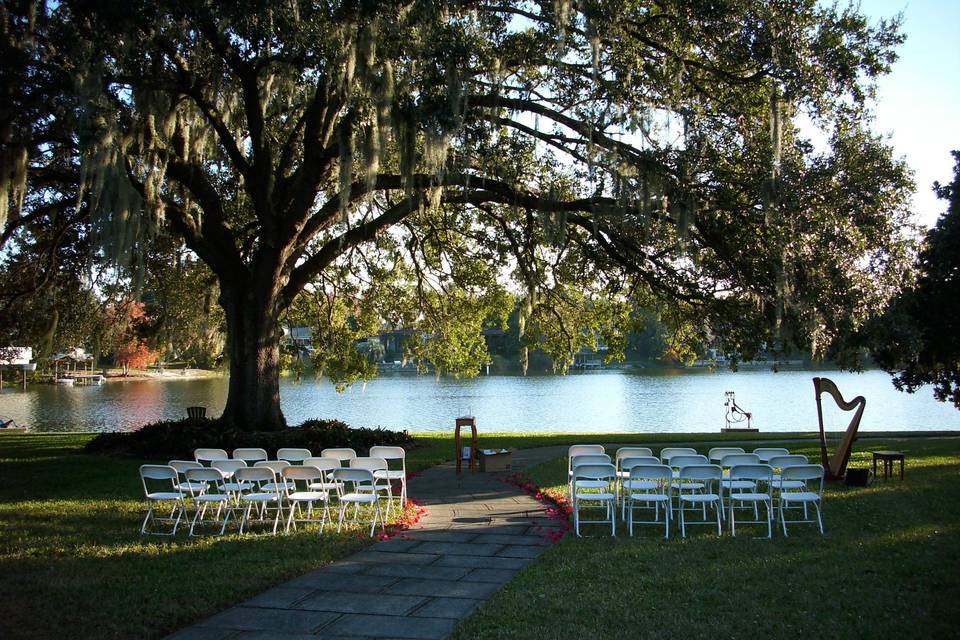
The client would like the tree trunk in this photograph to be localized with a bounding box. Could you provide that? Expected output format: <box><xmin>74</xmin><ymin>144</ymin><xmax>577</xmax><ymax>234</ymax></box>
<box><xmin>218</xmin><ymin>277</ymin><xmax>287</xmax><ymax>431</ymax></box>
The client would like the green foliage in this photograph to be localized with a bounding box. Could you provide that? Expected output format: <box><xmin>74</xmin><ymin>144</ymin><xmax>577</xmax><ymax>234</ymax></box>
<box><xmin>870</xmin><ymin>151</ymin><xmax>960</xmax><ymax>407</ymax></box>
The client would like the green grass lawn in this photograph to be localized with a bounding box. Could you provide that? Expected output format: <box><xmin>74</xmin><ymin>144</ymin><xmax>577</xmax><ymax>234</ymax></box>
<box><xmin>2</xmin><ymin>431</ymin><xmax>958</xmax><ymax>639</ymax></box>
<box><xmin>453</xmin><ymin>437</ymin><xmax>960</xmax><ymax>639</ymax></box>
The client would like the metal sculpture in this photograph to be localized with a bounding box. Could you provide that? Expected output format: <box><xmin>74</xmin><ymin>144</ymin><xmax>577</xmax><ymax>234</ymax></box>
<box><xmin>723</xmin><ymin>391</ymin><xmax>754</xmax><ymax>431</ymax></box>
<box><xmin>813</xmin><ymin>377</ymin><xmax>865</xmax><ymax>481</ymax></box>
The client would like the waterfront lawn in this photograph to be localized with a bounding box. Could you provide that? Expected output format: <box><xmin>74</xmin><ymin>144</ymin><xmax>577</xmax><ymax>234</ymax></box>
<box><xmin>453</xmin><ymin>437</ymin><xmax>960</xmax><ymax>639</ymax></box>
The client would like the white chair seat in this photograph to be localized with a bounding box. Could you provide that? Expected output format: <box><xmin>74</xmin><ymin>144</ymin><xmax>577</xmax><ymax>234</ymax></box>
<box><xmin>721</xmin><ymin>479</ymin><xmax>756</xmax><ymax>490</ymax></box>
<box><xmin>781</xmin><ymin>491</ymin><xmax>821</xmax><ymax>503</ymax></box>
<box><xmin>630</xmin><ymin>492</ymin><xmax>670</xmax><ymax>502</ymax></box>
<box><xmin>146</xmin><ymin>491</ymin><xmax>184</xmax><ymax>501</ymax></box>
<box><xmin>220</xmin><ymin>481</ymin><xmax>253</xmax><ymax>492</ymax></box>
<box><xmin>374</xmin><ymin>470</ymin><xmax>405</xmax><ymax>480</ymax></box>
<box><xmin>262</xmin><ymin>481</ymin><xmax>295</xmax><ymax>492</ymax></box>
<box><xmin>340</xmin><ymin>492</ymin><xmax>378</xmax><ymax>503</ymax></box>
<box><xmin>575</xmin><ymin>491</ymin><xmax>615</xmax><ymax>501</ymax></box>
<box><xmin>672</xmin><ymin>481</ymin><xmax>704</xmax><ymax>490</ymax></box>
<box><xmin>576</xmin><ymin>480</ymin><xmax>610</xmax><ymax>490</ymax></box>
<box><xmin>730</xmin><ymin>492</ymin><xmax>771</xmax><ymax>502</ymax></box>
<box><xmin>242</xmin><ymin>492</ymin><xmax>279</xmax><ymax>503</ymax></box>
<box><xmin>288</xmin><ymin>491</ymin><xmax>328</xmax><ymax>502</ymax></box>
<box><xmin>772</xmin><ymin>479</ymin><xmax>806</xmax><ymax>489</ymax></box>
<box><xmin>176</xmin><ymin>481</ymin><xmax>208</xmax><ymax>492</ymax></box>
<box><xmin>623</xmin><ymin>480</ymin><xmax>658</xmax><ymax>491</ymax></box>
<box><xmin>679</xmin><ymin>493</ymin><xmax>720</xmax><ymax>503</ymax></box>
<box><xmin>309</xmin><ymin>481</ymin><xmax>341</xmax><ymax>491</ymax></box>
<box><xmin>193</xmin><ymin>494</ymin><xmax>230</xmax><ymax>503</ymax></box>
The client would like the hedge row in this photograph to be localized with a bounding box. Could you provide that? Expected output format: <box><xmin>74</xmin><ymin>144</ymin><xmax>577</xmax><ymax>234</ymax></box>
<box><xmin>84</xmin><ymin>417</ymin><xmax>415</xmax><ymax>459</ymax></box>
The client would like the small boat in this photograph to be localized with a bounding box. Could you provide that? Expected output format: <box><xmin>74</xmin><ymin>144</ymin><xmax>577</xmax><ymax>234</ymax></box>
<box><xmin>54</xmin><ymin>378</ymin><xmax>75</xmax><ymax>385</ymax></box>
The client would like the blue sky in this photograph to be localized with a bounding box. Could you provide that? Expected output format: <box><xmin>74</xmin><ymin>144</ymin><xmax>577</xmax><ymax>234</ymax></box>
<box><xmin>863</xmin><ymin>0</ymin><xmax>960</xmax><ymax>228</ymax></box>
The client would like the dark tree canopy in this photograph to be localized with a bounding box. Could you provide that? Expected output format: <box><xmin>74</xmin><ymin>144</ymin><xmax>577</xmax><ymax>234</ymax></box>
<box><xmin>1</xmin><ymin>0</ymin><xmax>916</xmax><ymax>429</ymax></box>
<box><xmin>870</xmin><ymin>151</ymin><xmax>960</xmax><ymax>408</ymax></box>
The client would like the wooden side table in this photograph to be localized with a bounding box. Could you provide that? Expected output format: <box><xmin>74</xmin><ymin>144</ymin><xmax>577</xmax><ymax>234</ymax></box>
<box><xmin>872</xmin><ymin>450</ymin><xmax>905</xmax><ymax>480</ymax></box>
<box><xmin>454</xmin><ymin>416</ymin><xmax>478</xmax><ymax>473</ymax></box>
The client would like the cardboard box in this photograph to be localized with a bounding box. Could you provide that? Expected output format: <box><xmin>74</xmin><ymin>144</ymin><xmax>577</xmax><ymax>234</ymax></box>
<box><xmin>479</xmin><ymin>449</ymin><xmax>512</xmax><ymax>472</ymax></box>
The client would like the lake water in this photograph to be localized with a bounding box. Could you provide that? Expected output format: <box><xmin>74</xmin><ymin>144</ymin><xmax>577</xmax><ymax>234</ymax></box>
<box><xmin>1</xmin><ymin>368</ymin><xmax>959</xmax><ymax>433</ymax></box>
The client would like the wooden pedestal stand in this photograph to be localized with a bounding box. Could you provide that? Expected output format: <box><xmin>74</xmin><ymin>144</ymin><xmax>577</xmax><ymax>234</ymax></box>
<box><xmin>454</xmin><ymin>416</ymin><xmax>478</xmax><ymax>473</ymax></box>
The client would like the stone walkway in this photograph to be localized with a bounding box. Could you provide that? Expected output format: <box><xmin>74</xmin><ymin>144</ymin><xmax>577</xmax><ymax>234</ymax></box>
<box><xmin>167</xmin><ymin>447</ymin><xmax>566</xmax><ymax>640</ymax></box>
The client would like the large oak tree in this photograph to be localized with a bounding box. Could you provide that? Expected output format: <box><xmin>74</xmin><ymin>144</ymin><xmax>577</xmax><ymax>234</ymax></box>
<box><xmin>2</xmin><ymin>0</ymin><xmax>916</xmax><ymax>429</ymax></box>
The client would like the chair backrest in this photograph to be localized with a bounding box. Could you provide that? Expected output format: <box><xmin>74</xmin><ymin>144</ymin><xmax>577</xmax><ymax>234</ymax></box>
<box><xmin>753</xmin><ymin>447</ymin><xmax>790</xmax><ymax>462</ymax></box>
<box><xmin>254</xmin><ymin>460</ymin><xmax>290</xmax><ymax>474</ymax></box>
<box><xmin>573</xmin><ymin>463</ymin><xmax>617</xmax><ymax>482</ymax></box>
<box><xmin>571</xmin><ymin>454</ymin><xmax>612</xmax><ymax>473</ymax></box>
<box><xmin>211</xmin><ymin>459</ymin><xmax>247</xmax><ymax>475</ymax></box>
<box><xmin>369</xmin><ymin>446</ymin><xmax>405</xmax><ymax>461</ymax></box>
<box><xmin>185</xmin><ymin>467</ymin><xmax>226</xmax><ymax>495</ymax></box>
<box><xmin>277</xmin><ymin>448</ymin><xmax>312</xmax><ymax>464</ymax></box>
<box><xmin>619</xmin><ymin>456</ymin><xmax>661</xmax><ymax>472</ymax></box>
<box><xmin>139</xmin><ymin>464</ymin><xmax>178</xmax><ymax>495</ymax></box>
<box><xmin>729</xmin><ymin>464</ymin><xmax>774</xmax><ymax>483</ymax></box>
<box><xmin>720</xmin><ymin>453</ymin><xmax>761</xmax><ymax>468</ymax></box>
<box><xmin>350</xmin><ymin>456</ymin><xmax>388</xmax><ymax>472</ymax></box>
<box><xmin>303</xmin><ymin>457</ymin><xmax>341</xmax><ymax>473</ymax></box>
<box><xmin>282</xmin><ymin>465</ymin><xmax>324</xmax><ymax>482</ymax></box>
<box><xmin>569</xmin><ymin>444</ymin><xmax>605</xmax><ymax>459</ymax></box>
<box><xmin>708</xmin><ymin>446</ymin><xmax>745</xmax><ymax>462</ymax></box>
<box><xmin>333</xmin><ymin>467</ymin><xmax>376</xmax><ymax>493</ymax></box>
<box><xmin>321</xmin><ymin>448</ymin><xmax>358</xmax><ymax>465</ymax></box>
<box><xmin>768</xmin><ymin>454</ymin><xmax>808</xmax><ymax>469</ymax></box>
<box><xmin>781</xmin><ymin>464</ymin><xmax>825</xmax><ymax>486</ymax></box>
<box><xmin>628</xmin><ymin>464</ymin><xmax>673</xmax><ymax>483</ymax></box>
<box><xmin>168</xmin><ymin>460</ymin><xmax>203</xmax><ymax>476</ymax></box>
<box><xmin>669</xmin><ymin>454</ymin><xmax>708</xmax><ymax>468</ymax></box>
<box><xmin>194</xmin><ymin>448</ymin><xmax>229</xmax><ymax>464</ymax></box>
<box><xmin>232</xmin><ymin>448</ymin><xmax>268</xmax><ymax>464</ymax></box>
<box><xmin>616</xmin><ymin>447</ymin><xmax>653</xmax><ymax>463</ymax></box>
<box><xmin>677</xmin><ymin>464</ymin><xmax>723</xmax><ymax>482</ymax></box>
<box><xmin>660</xmin><ymin>447</ymin><xmax>697</xmax><ymax>462</ymax></box>
<box><xmin>234</xmin><ymin>466</ymin><xmax>276</xmax><ymax>485</ymax></box>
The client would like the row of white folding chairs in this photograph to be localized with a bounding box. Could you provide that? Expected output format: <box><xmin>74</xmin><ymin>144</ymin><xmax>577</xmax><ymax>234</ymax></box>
<box><xmin>140</xmin><ymin>457</ymin><xmax>395</xmax><ymax>537</ymax></box>
<box><xmin>193</xmin><ymin>446</ymin><xmax>407</xmax><ymax>505</ymax></box>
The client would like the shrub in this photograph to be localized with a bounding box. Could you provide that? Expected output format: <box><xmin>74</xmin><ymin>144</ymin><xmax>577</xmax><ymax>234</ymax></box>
<box><xmin>84</xmin><ymin>417</ymin><xmax>414</xmax><ymax>459</ymax></box>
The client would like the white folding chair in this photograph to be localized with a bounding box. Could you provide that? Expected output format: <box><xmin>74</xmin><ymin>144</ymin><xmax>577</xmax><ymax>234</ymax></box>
<box><xmin>194</xmin><ymin>448</ymin><xmax>229</xmax><ymax>465</ymax></box>
<box><xmin>779</xmin><ymin>464</ymin><xmax>825</xmax><ymax>536</ymax></box>
<box><xmin>568</xmin><ymin>444</ymin><xmax>606</xmax><ymax>479</ymax></box>
<box><xmin>669</xmin><ymin>454</ymin><xmax>708</xmax><ymax>518</ymax></box>
<box><xmin>333</xmin><ymin>468</ymin><xmax>385</xmax><ymax>536</ymax></box>
<box><xmin>350</xmin><ymin>457</ymin><xmax>395</xmax><ymax>519</ymax></box>
<box><xmin>753</xmin><ymin>447</ymin><xmax>790</xmax><ymax>463</ymax></box>
<box><xmin>211</xmin><ymin>459</ymin><xmax>250</xmax><ymax>506</ymax></box>
<box><xmin>283</xmin><ymin>466</ymin><xmax>330</xmax><ymax>534</ymax></box>
<box><xmin>719</xmin><ymin>453</ymin><xmax>761</xmax><ymax>516</ymax></box>
<box><xmin>769</xmin><ymin>454</ymin><xmax>810</xmax><ymax>517</ymax></box>
<box><xmin>370</xmin><ymin>445</ymin><xmax>407</xmax><ymax>509</ymax></box>
<box><xmin>708</xmin><ymin>447</ymin><xmax>745</xmax><ymax>464</ymax></box>
<box><xmin>571</xmin><ymin>463</ymin><xmax>617</xmax><ymax>537</ymax></box>
<box><xmin>625</xmin><ymin>464</ymin><xmax>672</xmax><ymax>538</ymax></box>
<box><xmin>615</xmin><ymin>447</ymin><xmax>654</xmax><ymax>479</ymax></box>
<box><xmin>234</xmin><ymin>467</ymin><xmax>284</xmax><ymax>535</ymax></box>
<box><xmin>304</xmin><ymin>457</ymin><xmax>343</xmax><ymax>496</ymax></box>
<box><xmin>322</xmin><ymin>448</ymin><xmax>358</xmax><ymax>467</ymax></box>
<box><xmin>232</xmin><ymin>448</ymin><xmax>268</xmax><ymax>465</ymax></box>
<box><xmin>569</xmin><ymin>453</ymin><xmax>612</xmax><ymax>500</ymax></box>
<box><xmin>254</xmin><ymin>460</ymin><xmax>294</xmax><ymax>493</ymax></box>
<box><xmin>727</xmin><ymin>464</ymin><xmax>774</xmax><ymax>538</ymax></box>
<box><xmin>277</xmin><ymin>448</ymin><xmax>313</xmax><ymax>464</ymax></box>
<box><xmin>618</xmin><ymin>455</ymin><xmax>661</xmax><ymax>516</ymax></box>
<box><xmin>676</xmin><ymin>464</ymin><xmax>723</xmax><ymax>538</ymax></box>
<box><xmin>184</xmin><ymin>467</ymin><xmax>232</xmax><ymax>536</ymax></box>
<box><xmin>169</xmin><ymin>460</ymin><xmax>208</xmax><ymax>497</ymax></box>
<box><xmin>138</xmin><ymin>465</ymin><xmax>187</xmax><ymax>536</ymax></box>
<box><xmin>660</xmin><ymin>447</ymin><xmax>697</xmax><ymax>463</ymax></box>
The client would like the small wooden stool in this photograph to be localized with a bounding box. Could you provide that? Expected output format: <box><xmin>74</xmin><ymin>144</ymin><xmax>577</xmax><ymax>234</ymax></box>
<box><xmin>454</xmin><ymin>416</ymin><xmax>478</xmax><ymax>473</ymax></box>
<box><xmin>872</xmin><ymin>450</ymin><xmax>905</xmax><ymax>480</ymax></box>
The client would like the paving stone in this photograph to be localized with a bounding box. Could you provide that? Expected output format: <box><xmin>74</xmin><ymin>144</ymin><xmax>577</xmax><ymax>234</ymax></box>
<box><xmin>471</xmin><ymin>533</ymin><xmax>548</xmax><ymax>546</ymax></box>
<box><xmin>288</xmin><ymin>572</ymin><xmax>397</xmax><ymax>593</ymax></box>
<box><xmin>388</xmin><ymin>578</ymin><xmax>500</xmax><ymax>599</ymax></box>
<box><xmin>411</xmin><ymin>597</ymin><xmax>482</xmax><ymax>619</ymax></box>
<box><xmin>363</xmin><ymin>563</ymin><xmax>471</xmax><ymax>581</ymax></box>
<box><xmin>372</xmin><ymin>538</ymin><xmax>424</xmax><ymax>553</ymax></box>
<box><xmin>165</xmin><ymin>627</ymin><xmax>237</xmax><ymax>640</ymax></box>
<box><xmin>463</xmin><ymin>568</ymin><xmax>519</xmax><ymax>584</ymax></box>
<box><xmin>198</xmin><ymin>607</ymin><xmax>338</xmax><ymax>633</ymax></box>
<box><xmin>497</xmin><ymin>545</ymin><xmax>546</xmax><ymax>559</ymax></box>
<box><xmin>395</xmin><ymin>530</ymin><xmax>479</xmax><ymax>543</ymax></box>
<box><xmin>296</xmin><ymin>591</ymin><xmax>426</xmax><ymax>616</ymax></box>
<box><xmin>243</xmin><ymin>586</ymin><xmax>315</xmax><ymax>608</ymax></box>
<box><xmin>349</xmin><ymin>551</ymin><xmax>440</xmax><ymax>565</ymax></box>
<box><xmin>409</xmin><ymin>542</ymin><xmax>504</xmax><ymax>557</ymax></box>
<box><xmin>233</xmin><ymin>633</ymin><xmax>323</xmax><ymax>640</ymax></box>
<box><xmin>322</xmin><ymin>614</ymin><xmax>456</xmax><ymax>639</ymax></box>
<box><xmin>434</xmin><ymin>554</ymin><xmax>533</xmax><ymax>570</ymax></box>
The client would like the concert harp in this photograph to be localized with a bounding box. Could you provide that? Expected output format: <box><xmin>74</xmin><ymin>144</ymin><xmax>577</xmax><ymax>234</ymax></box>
<box><xmin>813</xmin><ymin>377</ymin><xmax>865</xmax><ymax>481</ymax></box>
